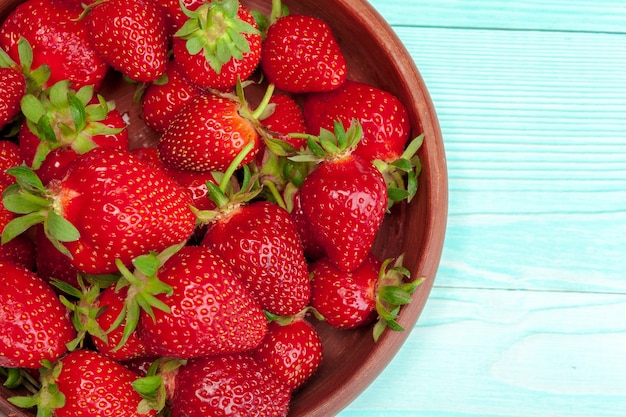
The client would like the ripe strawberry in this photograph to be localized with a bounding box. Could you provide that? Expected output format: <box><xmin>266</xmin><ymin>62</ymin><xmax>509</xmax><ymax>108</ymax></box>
<box><xmin>141</xmin><ymin>61</ymin><xmax>203</xmax><ymax>134</ymax></box>
<box><xmin>288</xmin><ymin>189</ymin><xmax>325</xmax><ymax>261</ymax></box>
<box><xmin>132</xmin><ymin>245</ymin><xmax>268</xmax><ymax>358</ymax></box>
<box><xmin>200</xmin><ymin>200</ymin><xmax>312</xmax><ymax>317</ymax></box>
<box><xmin>54</xmin><ymin>276</ymin><xmax>150</xmax><ymax>361</ymax></box>
<box><xmin>260</xmin><ymin>12</ymin><xmax>347</xmax><ymax>93</ymax></box>
<box><xmin>172</xmin><ymin>0</ymin><xmax>261</xmax><ymax>90</ymax></box>
<box><xmin>260</xmin><ymin>93</ymin><xmax>308</xmax><ymax>150</ymax></box>
<box><xmin>303</xmin><ymin>79</ymin><xmax>411</xmax><ymax>163</ymax></box>
<box><xmin>310</xmin><ymin>254</ymin><xmax>423</xmax><ymax>340</ymax></box>
<box><xmin>295</xmin><ymin>121</ymin><xmax>388</xmax><ymax>272</ymax></box>
<box><xmin>0</xmin><ymin>139</ymin><xmax>23</xmax><ymax>187</ymax></box>
<box><xmin>132</xmin><ymin>146</ymin><xmax>218</xmax><ymax>211</ymax></box>
<box><xmin>168</xmin><ymin>353</ymin><xmax>291</xmax><ymax>417</ymax></box>
<box><xmin>20</xmin><ymin>349</ymin><xmax>157</xmax><ymax>417</ymax></box>
<box><xmin>0</xmin><ymin>67</ymin><xmax>25</xmax><ymax>129</ymax></box>
<box><xmin>84</xmin><ymin>0</ymin><xmax>168</xmax><ymax>82</ymax></box>
<box><xmin>34</xmin><ymin>225</ymin><xmax>81</xmax><ymax>287</ymax></box>
<box><xmin>2</xmin><ymin>147</ymin><xmax>196</xmax><ymax>274</ymax></box>
<box><xmin>251</xmin><ymin>315</ymin><xmax>323</xmax><ymax>391</ymax></box>
<box><xmin>157</xmin><ymin>0</ymin><xmax>205</xmax><ymax>34</ymax></box>
<box><xmin>157</xmin><ymin>92</ymin><xmax>260</xmax><ymax>172</ymax></box>
<box><xmin>18</xmin><ymin>81</ymin><xmax>129</xmax><ymax>183</ymax></box>
<box><xmin>0</xmin><ymin>261</ymin><xmax>75</xmax><ymax>368</ymax></box>
<box><xmin>0</xmin><ymin>0</ymin><xmax>108</xmax><ymax>89</ymax></box>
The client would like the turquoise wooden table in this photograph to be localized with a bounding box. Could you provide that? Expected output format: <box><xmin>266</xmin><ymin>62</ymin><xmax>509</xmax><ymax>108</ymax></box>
<box><xmin>340</xmin><ymin>1</ymin><xmax>626</xmax><ymax>416</ymax></box>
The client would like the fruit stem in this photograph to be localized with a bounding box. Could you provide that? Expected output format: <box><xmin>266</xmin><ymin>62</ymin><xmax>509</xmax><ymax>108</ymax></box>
<box><xmin>219</xmin><ymin>141</ymin><xmax>254</xmax><ymax>193</ymax></box>
<box><xmin>250</xmin><ymin>83</ymin><xmax>275</xmax><ymax>120</ymax></box>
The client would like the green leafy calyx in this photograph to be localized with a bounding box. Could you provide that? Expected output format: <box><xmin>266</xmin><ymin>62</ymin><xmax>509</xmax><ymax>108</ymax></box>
<box><xmin>175</xmin><ymin>0</ymin><xmax>259</xmax><ymax>74</ymax></box>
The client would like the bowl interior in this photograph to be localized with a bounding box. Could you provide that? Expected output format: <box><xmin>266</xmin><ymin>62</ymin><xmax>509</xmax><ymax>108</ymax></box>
<box><xmin>0</xmin><ymin>0</ymin><xmax>447</xmax><ymax>416</ymax></box>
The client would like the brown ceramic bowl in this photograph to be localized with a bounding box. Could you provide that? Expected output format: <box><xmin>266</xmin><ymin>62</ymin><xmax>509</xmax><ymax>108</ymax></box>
<box><xmin>0</xmin><ymin>0</ymin><xmax>447</xmax><ymax>416</ymax></box>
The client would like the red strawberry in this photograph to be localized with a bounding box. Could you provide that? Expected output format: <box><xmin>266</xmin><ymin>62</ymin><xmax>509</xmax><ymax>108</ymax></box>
<box><xmin>157</xmin><ymin>92</ymin><xmax>260</xmax><ymax>172</ymax></box>
<box><xmin>0</xmin><ymin>261</ymin><xmax>75</xmax><ymax>368</ymax></box>
<box><xmin>2</xmin><ymin>147</ymin><xmax>196</xmax><ymax>274</ymax></box>
<box><xmin>303</xmin><ymin>79</ymin><xmax>412</xmax><ymax>163</ymax></box>
<box><xmin>296</xmin><ymin>121</ymin><xmax>388</xmax><ymax>272</ymax></box>
<box><xmin>251</xmin><ymin>315</ymin><xmax>323</xmax><ymax>391</ymax></box>
<box><xmin>141</xmin><ymin>61</ymin><xmax>203</xmax><ymax>134</ymax></box>
<box><xmin>289</xmin><ymin>189</ymin><xmax>325</xmax><ymax>261</ymax></box>
<box><xmin>0</xmin><ymin>0</ymin><xmax>108</xmax><ymax>89</ymax></box>
<box><xmin>0</xmin><ymin>235</ymin><xmax>35</xmax><ymax>269</ymax></box>
<box><xmin>0</xmin><ymin>67</ymin><xmax>25</xmax><ymax>129</ymax></box>
<box><xmin>260</xmin><ymin>12</ymin><xmax>347</xmax><ymax>93</ymax></box>
<box><xmin>310</xmin><ymin>254</ymin><xmax>423</xmax><ymax>340</ymax></box>
<box><xmin>33</xmin><ymin>225</ymin><xmax>81</xmax><ymax>287</ymax></box>
<box><xmin>260</xmin><ymin>93</ymin><xmax>308</xmax><ymax>150</ymax></box>
<box><xmin>157</xmin><ymin>0</ymin><xmax>205</xmax><ymax>34</ymax></box>
<box><xmin>172</xmin><ymin>0</ymin><xmax>261</xmax><ymax>90</ymax></box>
<box><xmin>168</xmin><ymin>353</ymin><xmax>291</xmax><ymax>417</ymax></box>
<box><xmin>0</xmin><ymin>139</ymin><xmax>23</xmax><ymax>187</ymax></box>
<box><xmin>18</xmin><ymin>81</ymin><xmax>129</xmax><ymax>183</ymax></box>
<box><xmin>133</xmin><ymin>245</ymin><xmax>268</xmax><ymax>358</ymax></box>
<box><xmin>91</xmin><ymin>285</ymin><xmax>150</xmax><ymax>361</ymax></box>
<box><xmin>132</xmin><ymin>146</ymin><xmax>218</xmax><ymax>211</ymax></box>
<box><xmin>85</xmin><ymin>0</ymin><xmax>168</xmax><ymax>82</ymax></box>
<box><xmin>47</xmin><ymin>349</ymin><xmax>156</xmax><ymax>417</ymax></box>
<box><xmin>200</xmin><ymin>200</ymin><xmax>312</xmax><ymax>317</ymax></box>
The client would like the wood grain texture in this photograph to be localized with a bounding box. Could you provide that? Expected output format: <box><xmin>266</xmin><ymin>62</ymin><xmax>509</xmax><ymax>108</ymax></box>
<box><xmin>341</xmin><ymin>288</ymin><xmax>626</xmax><ymax>416</ymax></box>
<box><xmin>367</xmin><ymin>0</ymin><xmax>626</xmax><ymax>33</ymax></box>
<box><xmin>340</xmin><ymin>1</ymin><xmax>626</xmax><ymax>416</ymax></box>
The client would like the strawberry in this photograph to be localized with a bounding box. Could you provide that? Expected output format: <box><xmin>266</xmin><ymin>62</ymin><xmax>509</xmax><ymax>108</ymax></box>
<box><xmin>0</xmin><ymin>261</ymin><xmax>75</xmax><ymax>368</ymax></box>
<box><xmin>200</xmin><ymin>199</ymin><xmax>312</xmax><ymax>317</ymax></box>
<box><xmin>310</xmin><ymin>254</ymin><xmax>423</xmax><ymax>340</ymax></box>
<box><xmin>288</xmin><ymin>188</ymin><xmax>325</xmax><ymax>261</ymax></box>
<box><xmin>0</xmin><ymin>139</ymin><xmax>23</xmax><ymax>187</ymax></box>
<box><xmin>119</xmin><ymin>245</ymin><xmax>269</xmax><ymax>358</ymax></box>
<box><xmin>54</xmin><ymin>276</ymin><xmax>150</xmax><ymax>361</ymax></box>
<box><xmin>260</xmin><ymin>92</ymin><xmax>308</xmax><ymax>150</ymax></box>
<box><xmin>0</xmin><ymin>67</ymin><xmax>25</xmax><ymax>129</ymax></box>
<box><xmin>303</xmin><ymin>79</ymin><xmax>425</xmax><ymax>207</ymax></box>
<box><xmin>251</xmin><ymin>315</ymin><xmax>323</xmax><ymax>391</ymax></box>
<box><xmin>171</xmin><ymin>0</ymin><xmax>261</xmax><ymax>90</ymax></box>
<box><xmin>18</xmin><ymin>81</ymin><xmax>129</xmax><ymax>183</ymax></box>
<box><xmin>33</xmin><ymin>225</ymin><xmax>81</xmax><ymax>287</ymax></box>
<box><xmin>294</xmin><ymin>121</ymin><xmax>388</xmax><ymax>272</ymax></box>
<box><xmin>132</xmin><ymin>146</ymin><xmax>218</xmax><ymax>211</ymax></box>
<box><xmin>0</xmin><ymin>0</ymin><xmax>108</xmax><ymax>89</ymax></box>
<box><xmin>84</xmin><ymin>0</ymin><xmax>168</xmax><ymax>83</ymax></box>
<box><xmin>8</xmin><ymin>349</ymin><xmax>157</xmax><ymax>417</ymax></box>
<box><xmin>260</xmin><ymin>10</ymin><xmax>347</xmax><ymax>93</ymax></box>
<box><xmin>157</xmin><ymin>91</ymin><xmax>261</xmax><ymax>172</ymax></box>
<box><xmin>1</xmin><ymin>147</ymin><xmax>196</xmax><ymax>274</ymax></box>
<box><xmin>141</xmin><ymin>61</ymin><xmax>203</xmax><ymax>134</ymax></box>
<box><xmin>303</xmin><ymin>80</ymin><xmax>411</xmax><ymax>163</ymax></box>
<box><xmin>168</xmin><ymin>353</ymin><xmax>291</xmax><ymax>417</ymax></box>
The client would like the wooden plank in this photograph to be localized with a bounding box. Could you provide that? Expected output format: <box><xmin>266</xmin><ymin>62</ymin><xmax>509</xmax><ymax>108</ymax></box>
<box><xmin>368</xmin><ymin>0</ymin><xmax>626</xmax><ymax>33</ymax></box>
<box><xmin>339</xmin><ymin>287</ymin><xmax>626</xmax><ymax>416</ymax></box>
<box><xmin>382</xmin><ymin>27</ymin><xmax>626</xmax><ymax>292</ymax></box>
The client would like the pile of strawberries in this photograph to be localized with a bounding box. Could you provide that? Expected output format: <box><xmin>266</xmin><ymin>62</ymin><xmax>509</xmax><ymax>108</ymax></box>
<box><xmin>0</xmin><ymin>0</ymin><xmax>425</xmax><ymax>415</ymax></box>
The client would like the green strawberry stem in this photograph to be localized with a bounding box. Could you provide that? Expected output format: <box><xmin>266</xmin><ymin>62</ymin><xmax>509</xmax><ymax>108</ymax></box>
<box><xmin>373</xmin><ymin>134</ymin><xmax>424</xmax><ymax>209</ymax></box>
<box><xmin>0</xmin><ymin>37</ymin><xmax>50</xmax><ymax>96</ymax></box>
<box><xmin>8</xmin><ymin>361</ymin><xmax>65</xmax><ymax>417</ymax></box>
<box><xmin>289</xmin><ymin>119</ymin><xmax>363</xmax><ymax>164</ymax></box>
<box><xmin>20</xmin><ymin>80</ymin><xmax>125</xmax><ymax>169</ymax></box>
<box><xmin>2</xmin><ymin>166</ymin><xmax>80</xmax><ymax>257</ymax></box>
<box><xmin>175</xmin><ymin>0</ymin><xmax>260</xmax><ymax>74</ymax></box>
<box><xmin>109</xmin><ymin>242</ymin><xmax>186</xmax><ymax>351</ymax></box>
<box><xmin>52</xmin><ymin>276</ymin><xmax>115</xmax><ymax>352</ymax></box>
<box><xmin>372</xmin><ymin>255</ymin><xmax>425</xmax><ymax>342</ymax></box>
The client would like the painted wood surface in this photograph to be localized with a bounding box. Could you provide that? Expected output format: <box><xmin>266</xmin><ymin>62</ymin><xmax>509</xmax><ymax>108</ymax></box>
<box><xmin>340</xmin><ymin>1</ymin><xmax>626</xmax><ymax>416</ymax></box>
